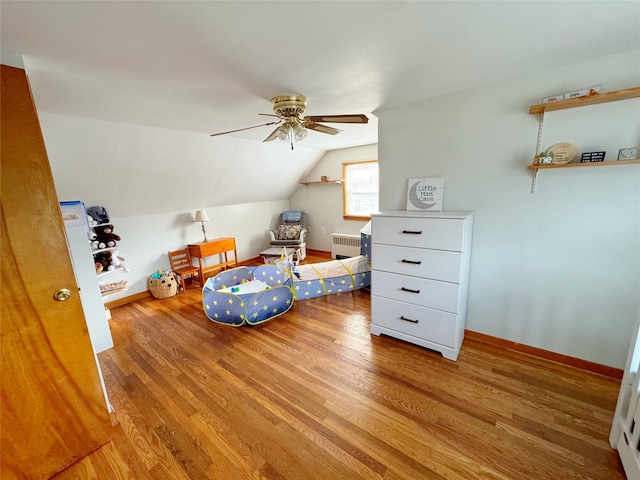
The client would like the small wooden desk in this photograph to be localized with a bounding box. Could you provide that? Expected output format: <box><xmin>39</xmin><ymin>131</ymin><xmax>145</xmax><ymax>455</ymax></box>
<box><xmin>188</xmin><ymin>237</ymin><xmax>238</xmax><ymax>281</ymax></box>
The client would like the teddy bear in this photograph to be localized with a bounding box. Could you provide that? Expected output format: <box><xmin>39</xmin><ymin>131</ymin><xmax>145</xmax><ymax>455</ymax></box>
<box><xmin>93</xmin><ymin>224</ymin><xmax>121</xmax><ymax>249</ymax></box>
<box><xmin>94</xmin><ymin>251</ymin><xmax>113</xmax><ymax>272</ymax></box>
<box><xmin>94</xmin><ymin>250</ymin><xmax>128</xmax><ymax>273</ymax></box>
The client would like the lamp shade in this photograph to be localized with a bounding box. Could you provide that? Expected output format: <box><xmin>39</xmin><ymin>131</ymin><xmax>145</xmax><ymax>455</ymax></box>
<box><xmin>194</xmin><ymin>210</ymin><xmax>210</xmax><ymax>222</ymax></box>
<box><xmin>275</xmin><ymin>125</ymin><xmax>290</xmax><ymax>141</ymax></box>
<box><xmin>292</xmin><ymin>122</ymin><xmax>307</xmax><ymax>141</ymax></box>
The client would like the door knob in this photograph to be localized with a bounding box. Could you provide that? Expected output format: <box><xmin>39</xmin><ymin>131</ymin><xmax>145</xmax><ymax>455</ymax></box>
<box><xmin>54</xmin><ymin>288</ymin><xmax>72</xmax><ymax>301</ymax></box>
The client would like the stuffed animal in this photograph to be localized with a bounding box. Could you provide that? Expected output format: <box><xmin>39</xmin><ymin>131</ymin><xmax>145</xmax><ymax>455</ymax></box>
<box><xmin>110</xmin><ymin>250</ymin><xmax>129</xmax><ymax>272</ymax></box>
<box><xmin>94</xmin><ymin>251</ymin><xmax>112</xmax><ymax>272</ymax></box>
<box><xmin>87</xmin><ymin>206</ymin><xmax>109</xmax><ymax>224</ymax></box>
<box><xmin>87</xmin><ymin>229</ymin><xmax>99</xmax><ymax>250</ymax></box>
<box><xmin>93</xmin><ymin>224</ymin><xmax>121</xmax><ymax>249</ymax></box>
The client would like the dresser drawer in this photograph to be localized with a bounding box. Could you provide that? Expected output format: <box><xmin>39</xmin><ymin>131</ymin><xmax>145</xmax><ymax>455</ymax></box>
<box><xmin>371</xmin><ymin>270</ymin><xmax>459</xmax><ymax>313</ymax></box>
<box><xmin>372</xmin><ymin>216</ymin><xmax>465</xmax><ymax>251</ymax></box>
<box><xmin>372</xmin><ymin>244</ymin><xmax>462</xmax><ymax>283</ymax></box>
<box><xmin>371</xmin><ymin>296</ymin><xmax>457</xmax><ymax>348</ymax></box>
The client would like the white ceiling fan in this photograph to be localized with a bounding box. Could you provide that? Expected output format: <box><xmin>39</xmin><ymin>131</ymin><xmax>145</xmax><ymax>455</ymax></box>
<box><xmin>210</xmin><ymin>94</ymin><xmax>369</xmax><ymax>149</ymax></box>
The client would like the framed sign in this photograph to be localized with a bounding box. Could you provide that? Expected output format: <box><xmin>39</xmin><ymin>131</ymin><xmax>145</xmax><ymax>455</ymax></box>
<box><xmin>59</xmin><ymin>200</ymin><xmax>90</xmax><ymax>230</ymax></box>
<box><xmin>406</xmin><ymin>177</ymin><xmax>444</xmax><ymax>212</ymax></box>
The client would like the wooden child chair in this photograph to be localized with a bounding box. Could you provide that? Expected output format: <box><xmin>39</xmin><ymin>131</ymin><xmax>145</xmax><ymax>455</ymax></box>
<box><xmin>168</xmin><ymin>248</ymin><xmax>200</xmax><ymax>292</ymax></box>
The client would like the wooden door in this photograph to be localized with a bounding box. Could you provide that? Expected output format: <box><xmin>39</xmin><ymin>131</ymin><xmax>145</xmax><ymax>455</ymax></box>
<box><xmin>1</xmin><ymin>65</ymin><xmax>113</xmax><ymax>479</ymax></box>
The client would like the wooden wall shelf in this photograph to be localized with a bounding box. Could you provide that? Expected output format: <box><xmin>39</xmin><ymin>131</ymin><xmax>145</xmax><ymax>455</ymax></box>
<box><xmin>300</xmin><ymin>179</ymin><xmax>342</xmax><ymax>185</ymax></box>
<box><xmin>529</xmin><ymin>87</ymin><xmax>640</xmax><ymax>115</ymax></box>
<box><xmin>527</xmin><ymin>159</ymin><xmax>640</xmax><ymax>171</ymax></box>
<box><xmin>527</xmin><ymin>85</ymin><xmax>639</xmax><ymax>192</ymax></box>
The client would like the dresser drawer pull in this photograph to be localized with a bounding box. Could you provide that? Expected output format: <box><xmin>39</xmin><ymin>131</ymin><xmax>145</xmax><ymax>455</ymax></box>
<box><xmin>402</xmin><ymin>230</ymin><xmax>422</xmax><ymax>235</ymax></box>
<box><xmin>401</xmin><ymin>287</ymin><xmax>421</xmax><ymax>294</ymax></box>
<box><xmin>399</xmin><ymin>315</ymin><xmax>419</xmax><ymax>324</ymax></box>
<box><xmin>401</xmin><ymin>259</ymin><xmax>422</xmax><ymax>265</ymax></box>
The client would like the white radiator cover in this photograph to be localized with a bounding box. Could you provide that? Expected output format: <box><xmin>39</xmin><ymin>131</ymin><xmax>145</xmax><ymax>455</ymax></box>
<box><xmin>331</xmin><ymin>233</ymin><xmax>361</xmax><ymax>258</ymax></box>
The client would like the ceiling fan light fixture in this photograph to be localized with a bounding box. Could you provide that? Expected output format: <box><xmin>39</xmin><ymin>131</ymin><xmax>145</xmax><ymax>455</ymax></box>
<box><xmin>275</xmin><ymin>124</ymin><xmax>290</xmax><ymax>141</ymax></box>
<box><xmin>292</xmin><ymin>122</ymin><xmax>307</xmax><ymax>141</ymax></box>
<box><xmin>210</xmin><ymin>93</ymin><xmax>368</xmax><ymax>148</ymax></box>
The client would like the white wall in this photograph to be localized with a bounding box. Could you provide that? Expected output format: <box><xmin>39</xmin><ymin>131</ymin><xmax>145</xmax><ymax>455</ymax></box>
<box><xmin>38</xmin><ymin>113</ymin><xmax>323</xmax><ymax>218</ymax></box>
<box><xmin>376</xmin><ymin>50</ymin><xmax>640</xmax><ymax>368</ymax></box>
<box><xmin>95</xmin><ymin>200</ymin><xmax>289</xmax><ymax>299</ymax></box>
<box><xmin>37</xmin><ymin>113</ymin><xmax>312</xmax><ymax>301</ymax></box>
<box><xmin>290</xmin><ymin>144</ymin><xmax>378</xmax><ymax>252</ymax></box>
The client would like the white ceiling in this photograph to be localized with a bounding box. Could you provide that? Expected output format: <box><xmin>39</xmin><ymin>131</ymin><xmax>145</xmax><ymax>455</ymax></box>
<box><xmin>2</xmin><ymin>1</ymin><xmax>639</xmax><ymax>151</ymax></box>
<box><xmin>2</xmin><ymin>1</ymin><xmax>639</xmax><ymax>219</ymax></box>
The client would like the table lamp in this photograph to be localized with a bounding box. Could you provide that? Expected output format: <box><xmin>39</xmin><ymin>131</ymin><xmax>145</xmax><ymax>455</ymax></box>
<box><xmin>194</xmin><ymin>210</ymin><xmax>210</xmax><ymax>242</ymax></box>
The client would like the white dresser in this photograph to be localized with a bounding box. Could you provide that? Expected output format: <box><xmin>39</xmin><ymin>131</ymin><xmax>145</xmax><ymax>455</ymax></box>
<box><xmin>370</xmin><ymin>210</ymin><xmax>473</xmax><ymax>361</ymax></box>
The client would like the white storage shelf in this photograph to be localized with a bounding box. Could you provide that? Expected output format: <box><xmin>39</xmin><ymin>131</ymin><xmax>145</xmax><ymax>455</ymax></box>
<box><xmin>91</xmin><ymin>226</ymin><xmax>128</xmax><ymax>302</ymax></box>
<box><xmin>96</xmin><ymin>266</ymin><xmax>126</xmax><ymax>278</ymax></box>
<box><xmin>101</xmin><ymin>287</ymin><xmax>128</xmax><ymax>299</ymax></box>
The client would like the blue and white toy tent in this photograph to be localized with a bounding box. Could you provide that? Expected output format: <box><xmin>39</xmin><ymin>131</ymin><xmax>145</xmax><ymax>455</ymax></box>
<box><xmin>202</xmin><ymin>265</ymin><xmax>294</xmax><ymax>326</ymax></box>
<box><xmin>201</xmin><ymin>255</ymin><xmax>371</xmax><ymax>327</ymax></box>
<box><xmin>290</xmin><ymin>256</ymin><xmax>371</xmax><ymax>300</ymax></box>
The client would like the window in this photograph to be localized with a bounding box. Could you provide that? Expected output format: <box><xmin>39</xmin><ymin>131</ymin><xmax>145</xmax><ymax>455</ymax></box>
<box><xmin>342</xmin><ymin>160</ymin><xmax>379</xmax><ymax>220</ymax></box>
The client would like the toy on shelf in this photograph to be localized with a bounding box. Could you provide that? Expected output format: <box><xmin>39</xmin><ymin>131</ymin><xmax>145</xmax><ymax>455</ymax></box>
<box><xmin>93</xmin><ymin>224</ymin><xmax>121</xmax><ymax>249</ymax></box>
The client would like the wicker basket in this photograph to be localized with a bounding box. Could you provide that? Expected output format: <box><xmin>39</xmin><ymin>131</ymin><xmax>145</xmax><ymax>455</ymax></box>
<box><xmin>148</xmin><ymin>273</ymin><xmax>178</xmax><ymax>299</ymax></box>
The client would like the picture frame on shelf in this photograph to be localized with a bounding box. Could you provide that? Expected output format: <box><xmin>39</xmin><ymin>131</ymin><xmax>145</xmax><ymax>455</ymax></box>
<box><xmin>406</xmin><ymin>177</ymin><xmax>444</xmax><ymax>212</ymax></box>
<box><xmin>618</xmin><ymin>148</ymin><xmax>637</xmax><ymax>160</ymax></box>
<box><xmin>60</xmin><ymin>200</ymin><xmax>90</xmax><ymax>230</ymax></box>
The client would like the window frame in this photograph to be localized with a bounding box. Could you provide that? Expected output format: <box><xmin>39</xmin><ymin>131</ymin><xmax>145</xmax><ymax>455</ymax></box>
<box><xmin>342</xmin><ymin>160</ymin><xmax>379</xmax><ymax>221</ymax></box>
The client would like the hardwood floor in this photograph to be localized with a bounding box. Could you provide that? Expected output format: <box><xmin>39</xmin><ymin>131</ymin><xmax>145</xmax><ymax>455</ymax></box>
<box><xmin>54</xmin><ymin>253</ymin><xmax>624</xmax><ymax>479</ymax></box>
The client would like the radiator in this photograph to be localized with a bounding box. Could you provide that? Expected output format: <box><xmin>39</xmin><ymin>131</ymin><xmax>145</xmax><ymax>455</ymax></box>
<box><xmin>331</xmin><ymin>233</ymin><xmax>361</xmax><ymax>258</ymax></box>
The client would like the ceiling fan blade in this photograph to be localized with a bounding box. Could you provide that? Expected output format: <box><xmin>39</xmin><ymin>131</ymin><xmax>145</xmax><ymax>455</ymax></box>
<box><xmin>210</xmin><ymin>120</ymin><xmax>280</xmax><ymax>137</ymax></box>
<box><xmin>304</xmin><ymin>114</ymin><xmax>369</xmax><ymax>124</ymax></box>
<box><xmin>304</xmin><ymin>121</ymin><xmax>340</xmax><ymax>135</ymax></box>
<box><xmin>263</xmin><ymin>126</ymin><xmax>280</xmax><ymax>142</ymax></box>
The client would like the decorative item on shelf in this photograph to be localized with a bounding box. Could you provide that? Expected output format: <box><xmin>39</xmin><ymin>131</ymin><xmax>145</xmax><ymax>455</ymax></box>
<box><xmin>194</xmin><ymin>209</ymin><xmax>210</xmax><ymax>242</ymax></box>
<box><xmin>535</xmin><ymin>152</ymin><xmax>553</xmax><ymax>165</ymax></box>
<box><xmin>321</xmin><ymin>175</ymin><xmax>328</xmax><ymax>182</ymax></box>
<box><xmin>86</xmin><ymin>205</ymin><xmax>110</xmax><ymax>225</ymax></box>
<box><xmin>93</xmin><ymin>224</ymin><xmax>120</xmax><ymax>249</ymax></box>
<box><xmin>539</xmin><ymin>142</ymin><xmax>578</xmax><ymax>165</ymax></box>
<box><xmin>148</xmin><ymin>270</ymin><xmax>179</xmax><ymax>299</ymax></box>
<box><xmin>100</xmin><ymin>280</ymin><xmax>128</xmax><ymax>295</ymax></box>
<box><xmin>541</xmin><ymin>94</ymin><xmax>564</xmax><ymax>104</ymax></box>
<box><xmin>60</xmin><ymin>201</ymin><xmax>91</xmax><ymax>229</ymax></box>
<box><xmin>406</xmin><ymin>176</ymin><xmax>444</xmax><ymax>212</ymax></box>
<box><xmin>94</xmin><ymin>251</ymin><xmax>113</xmax><ymax>273</ymax></box>
<box><xmin>109</xmin><ymin>250</ymin><xmax>129</xmax><ymax>272</ymax></box>
<box><xmin>562</xmin><ymin>85</ymin><xmax>601</xmax><ymax>100</ymax></box>
<box><xmin>580</xmin><ymin>151</ymin><xmax>606</xmax><ymax>163</ymax></box>
<box><xmin>618</xmin><ymin>148</ymin><xmax>637</xmax><ymax>160</ymax></box>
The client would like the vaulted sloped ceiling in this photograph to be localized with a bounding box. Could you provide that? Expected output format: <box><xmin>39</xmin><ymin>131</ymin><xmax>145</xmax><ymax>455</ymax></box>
<box><xmin>1</xmin><ymin>1</ymin><xmax>638</xmax><ymax>215</ymax></box>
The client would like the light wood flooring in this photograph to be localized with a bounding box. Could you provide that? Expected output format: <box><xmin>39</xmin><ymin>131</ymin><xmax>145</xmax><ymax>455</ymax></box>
<box><xmin>54</xmin><ymin>254</ymin><xmax>625</xmax><ymax>479</ymax></box>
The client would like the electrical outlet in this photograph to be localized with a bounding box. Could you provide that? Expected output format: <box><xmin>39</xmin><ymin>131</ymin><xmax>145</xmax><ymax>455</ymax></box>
<box><xmin>322</xmin><ymin>227</ymin><xmax>326</xmax><ymax>234</ymax></box>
